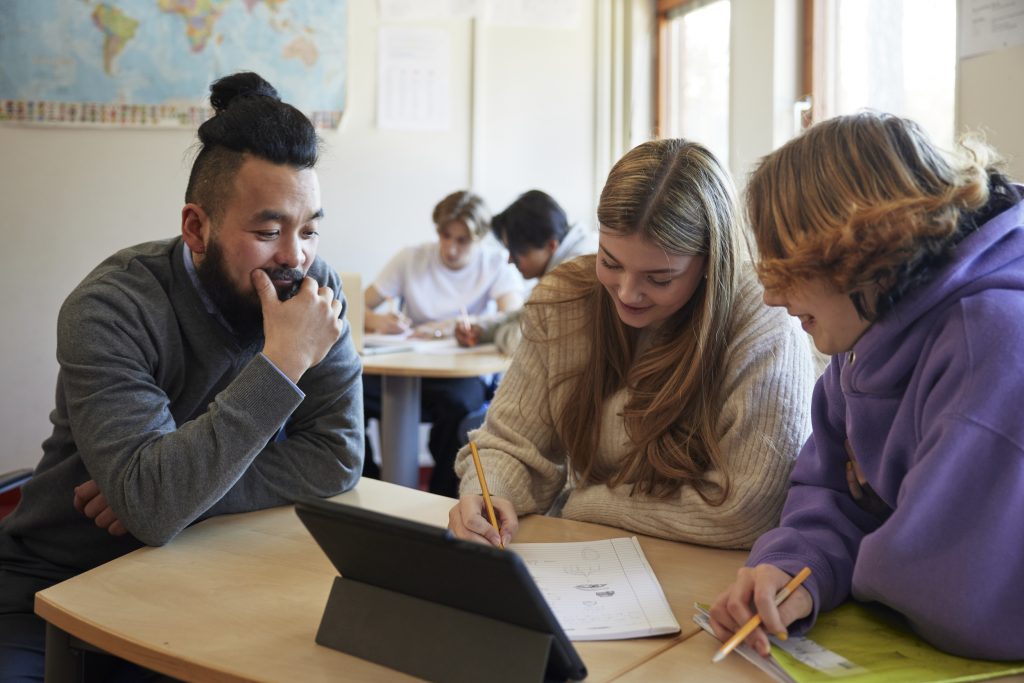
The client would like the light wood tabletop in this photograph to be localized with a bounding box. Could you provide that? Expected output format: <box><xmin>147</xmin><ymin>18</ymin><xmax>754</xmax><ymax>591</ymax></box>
<box><xmin>615</xmin><ymin>628</ymin><xmax>772</xmax><ymax>683</ymax></box>
<box><xmin>35</xmin><ymin>478</ymin><xmax>748</xmax><ymax>683</ymax></box>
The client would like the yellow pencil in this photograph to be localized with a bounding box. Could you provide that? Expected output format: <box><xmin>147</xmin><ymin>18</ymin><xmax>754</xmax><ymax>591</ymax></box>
<box><xmin>712</xmin><ymin>566</ymin><xmax>812</xmax><ymax>663</ymax></box>
<box><xmin>469</xmin><ymin>441</ymin><xmax>503</xmax><ymax>549</ymax></box>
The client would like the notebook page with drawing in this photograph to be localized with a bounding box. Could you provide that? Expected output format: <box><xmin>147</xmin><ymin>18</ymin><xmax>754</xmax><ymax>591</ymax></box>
<box><xmin>509</xmin><ymin>537</ymin><xmax>680</xmax><ymax>641</ymax></box>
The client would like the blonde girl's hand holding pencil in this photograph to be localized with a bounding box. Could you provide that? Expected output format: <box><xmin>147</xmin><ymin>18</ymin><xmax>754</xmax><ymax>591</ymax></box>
<box><xmin>448</xmin><ymin>494</ymin><xmax>518</xmax><ymax>547</ymax></box>
<box><xmin>448</xmin><ymin>441</ymin><xmax>519</xmax><ymax>547</ymax></box>
<box><xmin>708</xmin><ymin>565</ymin><xmax>814</xmax><ymax>658</ymax></box>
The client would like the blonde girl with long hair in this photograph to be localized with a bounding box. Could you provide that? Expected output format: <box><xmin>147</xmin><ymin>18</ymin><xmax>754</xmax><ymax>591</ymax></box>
<box><xmin>448</xmin><ymin>139</ymin><xmax>816</xmax><ymax>548</ymax></box>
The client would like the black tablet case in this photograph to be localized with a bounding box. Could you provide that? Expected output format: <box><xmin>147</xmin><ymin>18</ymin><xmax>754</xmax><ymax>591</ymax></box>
<box><xmin>294</xmin><ymin>496</ymin><xmax>588</xmax><ymax>683</ymax></box>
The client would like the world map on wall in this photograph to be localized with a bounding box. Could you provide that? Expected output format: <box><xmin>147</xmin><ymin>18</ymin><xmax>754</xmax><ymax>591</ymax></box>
<box><xmin>0</xmin><ymin>0</ymin><xmax>347</xmax><ymax>127</ymax></box>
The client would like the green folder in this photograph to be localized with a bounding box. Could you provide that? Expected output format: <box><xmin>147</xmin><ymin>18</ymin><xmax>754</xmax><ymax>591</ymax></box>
<box><xmin>694</xmin><ymin>602</ymin><xmax>1024</xmax><ymax>683</ymax></box>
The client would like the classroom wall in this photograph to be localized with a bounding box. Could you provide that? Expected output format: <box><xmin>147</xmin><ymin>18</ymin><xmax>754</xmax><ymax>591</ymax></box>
<box><xmin>0</xmin><ymin>0</ymin><xmax>597</xmax><ymax>471</ymax></box>
<box><xmin>956</xmin><ymin>44</ymin><xmax>1024</xmax><ymax>180</ymax></box>
<box><xmin>4</xmin><ymin>2</ymin><xmax>1014</xmax><ymax>474</ymax></box>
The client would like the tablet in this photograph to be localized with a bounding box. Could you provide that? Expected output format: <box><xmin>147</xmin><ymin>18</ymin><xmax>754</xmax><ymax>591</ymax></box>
<box><xmin>294</xmin><ymin>496</ymin><xmax>587</xmax><ymax>682</ymax></box>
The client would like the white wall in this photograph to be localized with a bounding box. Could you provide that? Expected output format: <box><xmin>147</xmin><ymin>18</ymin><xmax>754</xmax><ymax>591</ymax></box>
<box><xmin>472</xmin><ymin>13</ymin><xmax>597</xmax><ymax>226</ymax></box>
<box><xmin>0</xmin><ymin>0</ymin><xmax>597</xmax><ymax>471</ymax></box>
<box><xmin>957</xmin><ymin>44</ymin><xmax>1024</xmax><ymax>180</ymax></box>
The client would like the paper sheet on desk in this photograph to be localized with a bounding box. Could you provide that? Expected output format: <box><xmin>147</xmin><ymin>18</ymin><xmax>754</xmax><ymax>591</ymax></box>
<box><xmin>362</xmin><ymin>334</ymin><xmax>462</xmax><ymax>355</ymax></box>
<box><xmin>361</xmin><ymin>332</ymin><xmax>415</xmax><ymax>355</ymax></box>
<box><xmin>510</xmin><ymin>537</ymin><xmax>680</xmax><ymax>641</ymax></box>
<box><xmin>363</xmin><ymin>334</ymin><xmax>492</xmax><ymax>352</ymax></box>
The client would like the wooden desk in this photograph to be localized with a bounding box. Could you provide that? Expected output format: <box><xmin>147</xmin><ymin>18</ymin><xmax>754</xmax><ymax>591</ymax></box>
<box><xmin>616</xmin><ymin>630</ymin><xmax>768</xmax><ymax>682</ymax></box>
<box><xmin>361</xmin><ymin>345</ymin><xmax>510</xmax><ymax>487</ymax></box>
<box><xmin>36</xmin><ymin>478</ymin><xmax>747</xmax><ymax>683</ymax></box>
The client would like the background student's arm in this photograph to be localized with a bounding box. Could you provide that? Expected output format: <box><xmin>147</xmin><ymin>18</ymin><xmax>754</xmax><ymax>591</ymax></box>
<box><xmin>494</xmin><ymin>290</ymin><xmax>523</xmax><ymax>312</ymax></box>
<box><xmin>365</xmin><ymin>248</ymin><xmax>413</xmax><ymax>333</ymax></box>
<box><xmin>490</xmin><ymin>258</ymin><xmax>526</xmax><ymax>314</ymax></box>
<box><xmin>364</xmin><ymin>284</ymin><xmax>409</xmax><ymax>333</ymax></box>
<box><xmin>558</xmin><ymin>286</ymin><xmax>818</xmax><ymax>548</ymax></box>
<box><xmin>455</xmin><ymin>311</ymin><xmax>515</xmax><ymax>349</ymax></box>
<box><xmin>63</xmin><ymin>271</ymin><xmax>361</xmax><ymax>547</ymax></box>
<box><xmin>492</xmin><ymin>310</ymin><xmax>524</xmax><ymax>354</ymax></box>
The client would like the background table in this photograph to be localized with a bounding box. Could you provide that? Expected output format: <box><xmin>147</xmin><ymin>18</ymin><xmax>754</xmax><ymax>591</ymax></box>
<box><xmin>361</xmin><ymin>344</ymin><xmax>510</xmax><ymax>487</ymax></box>
<box><xmin>36</xmin><ymin>478</ymin><xmax>747</xmax><ymax>682</ymax></box>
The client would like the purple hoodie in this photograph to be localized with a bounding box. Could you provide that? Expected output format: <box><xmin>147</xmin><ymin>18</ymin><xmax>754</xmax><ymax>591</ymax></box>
<box><xmin>747</xmin><ymin>194</ymin><xmax>1024</xmax><ymax>660</ymax></box>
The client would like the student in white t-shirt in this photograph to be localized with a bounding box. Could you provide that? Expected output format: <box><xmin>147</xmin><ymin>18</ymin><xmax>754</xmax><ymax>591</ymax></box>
<box><xmin>363</xmin><ymin>190</ymin><xmax>523</xmax><ymax>495</ymax></box>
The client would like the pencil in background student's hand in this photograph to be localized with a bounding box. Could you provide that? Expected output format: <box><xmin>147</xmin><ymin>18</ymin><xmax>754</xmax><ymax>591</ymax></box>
<box><xmin>469</xmin><ymin>441</ymin><xmax>503</xmax><ymax>549</ymax></box>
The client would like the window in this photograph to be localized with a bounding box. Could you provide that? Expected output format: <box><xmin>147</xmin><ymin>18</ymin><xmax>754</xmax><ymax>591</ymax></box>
<box><xmin>658</xmin><ymin>0</ymin><xmax>731</xmax><ymax>162</ymax></box>
<box><xmin>808</xmin><ymin>0</ymin><xmax>957</xmax><ymax>146</ymax></box>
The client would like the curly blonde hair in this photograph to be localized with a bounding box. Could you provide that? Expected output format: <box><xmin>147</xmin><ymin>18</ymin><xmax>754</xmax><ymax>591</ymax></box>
<box><xmin>748</xmin><ymin>112</ymin><xmax>1000</xmax><ymax>320</ymax></box>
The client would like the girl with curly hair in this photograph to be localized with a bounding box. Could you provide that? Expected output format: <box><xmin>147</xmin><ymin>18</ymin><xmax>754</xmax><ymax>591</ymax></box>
<box><xmin>710</xmin><ymin>112</ymin><xmax>1024</xmax><ymax>660</ymax></box>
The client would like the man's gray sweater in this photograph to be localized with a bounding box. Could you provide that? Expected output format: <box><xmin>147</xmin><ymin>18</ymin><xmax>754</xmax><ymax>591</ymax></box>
<box><xmin>0</xmin><ymin>238</ymin><xmax>363</xmax><ymax>612</ymax></box>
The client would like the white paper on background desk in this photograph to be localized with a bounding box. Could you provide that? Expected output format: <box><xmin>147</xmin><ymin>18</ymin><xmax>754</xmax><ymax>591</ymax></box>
<box><xmin>361</xmin><ymin>336</ymin><xmax>504</xmax><ymax>357</ymax></box>
<box><xmin>362</xmin><ymin>332</ymin><xmax>416</xmax><ymax>355</ymax></box>
<box><xmin>510</xmin><ymin>537</ymin><xmax>680</xmax><ymax>641</ymax></box>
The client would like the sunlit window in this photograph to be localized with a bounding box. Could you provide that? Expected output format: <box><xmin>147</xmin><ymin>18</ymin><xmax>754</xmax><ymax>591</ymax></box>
<box><xmin>813</xmin><ymin>0</ymin><xmax>956</xmax><ymax>147</ymax></box>
<box><xmin>660</xmin><ymin>0</ymin><xmax>731</xmax><ymax>162</ymax></box>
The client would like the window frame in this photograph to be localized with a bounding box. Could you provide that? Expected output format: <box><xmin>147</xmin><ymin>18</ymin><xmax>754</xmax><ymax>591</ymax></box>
<box><xmin>655</xmin><ymin>0</ymin><xmax>737</xmax><ymax>140</ymax></box>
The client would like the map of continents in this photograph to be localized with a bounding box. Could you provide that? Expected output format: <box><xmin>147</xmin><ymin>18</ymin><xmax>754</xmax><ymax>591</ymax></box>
<box><xmin>0</xmin><ymin>0</ymin><xmax>346</xmax><ymax>127</ymax></box>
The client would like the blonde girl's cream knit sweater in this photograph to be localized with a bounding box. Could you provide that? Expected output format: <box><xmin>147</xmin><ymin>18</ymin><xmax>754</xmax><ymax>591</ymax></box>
<box><xmin>455</xmin><ymin>265</ymin><xmax>816</xmax><ymax>549</ymax></box>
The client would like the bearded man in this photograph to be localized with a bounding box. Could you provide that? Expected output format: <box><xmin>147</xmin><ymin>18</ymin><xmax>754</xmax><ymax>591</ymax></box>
<box><xmin>0</xmin><ymin>72</ymin><xmax>363</xmax><ymax>681</ymax></box>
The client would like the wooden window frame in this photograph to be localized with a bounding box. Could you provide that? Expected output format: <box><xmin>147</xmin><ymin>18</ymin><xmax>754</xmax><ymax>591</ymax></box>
<box><xmin>802</xmin><ymin>0</ymin><xmax>814</xmax><ymax>128</ymax></box>
<box><xmin>655</xmin><ymin>0</ymin><xmax>696</xmax><ymax>138</ymax></box>
<box><xmin>657</xmin><ymin>0</ymin><xmax>813</xmax><ymax>136</ymax></box>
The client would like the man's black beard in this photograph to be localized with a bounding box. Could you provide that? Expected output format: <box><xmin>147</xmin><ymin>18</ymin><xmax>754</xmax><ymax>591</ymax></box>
<box><xmin>195</xmin><ymin>240</ymin><xmax>305</xmax><ymax>346</ymax></box>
